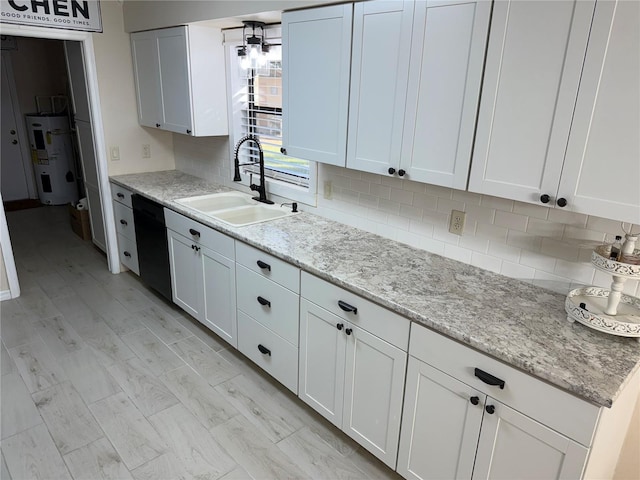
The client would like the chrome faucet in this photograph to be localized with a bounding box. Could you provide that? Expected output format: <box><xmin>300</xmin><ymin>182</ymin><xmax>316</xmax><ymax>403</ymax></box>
<box><xmin>233</xmin><ymin>135</ymin><xmax>274</xmax><ymax>204</ymax></box>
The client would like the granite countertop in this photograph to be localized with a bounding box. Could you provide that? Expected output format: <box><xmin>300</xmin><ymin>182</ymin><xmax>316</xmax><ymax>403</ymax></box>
<box><xmin>111</xmin><ymin>170</ymin><xmax>640</xmax><ymax>408</ymax></box>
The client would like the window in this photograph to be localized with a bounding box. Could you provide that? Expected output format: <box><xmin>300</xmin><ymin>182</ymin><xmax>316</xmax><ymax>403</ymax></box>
<box><xmin>226</xmin><ymin>28</ymin><xmax>316</xmax><ymax>203</ymax></box>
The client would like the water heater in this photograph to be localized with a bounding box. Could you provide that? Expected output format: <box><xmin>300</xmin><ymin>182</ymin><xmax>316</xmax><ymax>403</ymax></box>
<box><xmin>25</xmin><ymin>114</ymin><xmax>78</xmax><ymax>205</ymax></box>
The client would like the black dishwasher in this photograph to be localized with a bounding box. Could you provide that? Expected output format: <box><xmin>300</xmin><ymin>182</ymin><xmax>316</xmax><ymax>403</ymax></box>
<box><xmin>132</xmin><ymin>194</ymin><xmax>172</xmax><ymax>302</ymax></box>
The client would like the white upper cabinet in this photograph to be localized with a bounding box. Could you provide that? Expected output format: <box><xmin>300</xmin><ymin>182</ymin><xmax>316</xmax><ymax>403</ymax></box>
<box><xmin>346</xmin><ymin>0</ymin><xmax>414</xmax><ymax>175</ymax></box>
<box><xmin>131</xmin><ymin>25</ymin><xmax>228</xmax><ymax>136</ymax></box>
<box><xmin>283</xmin><ymin>0</ymin><xmax>489</xmax><ymax>189</ymax></box>
<box><xmin>558</xmin><ymin>0</ymin><xmax>640</xmax><ymax>224</ymax></box>
<box><xmin>282</xmin><ymin>4</ymin><xmax>353</xmax><ymax>165</ymax></box>
<box><xmin>468</xmin><ymin>1</ymin><xmax>595</xmax><ymax>207</ymax></box>
<box><xmin>400</xmin><ymin>0</ymin><xmax>491</xmax><ymax>188</ymax></box>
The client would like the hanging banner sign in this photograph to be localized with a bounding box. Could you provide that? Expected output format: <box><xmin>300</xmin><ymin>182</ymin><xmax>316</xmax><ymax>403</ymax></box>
<box><xmin>0</xmin><ymin>0</ymin><xmax>102</xmax><ymax>32</ymax></box>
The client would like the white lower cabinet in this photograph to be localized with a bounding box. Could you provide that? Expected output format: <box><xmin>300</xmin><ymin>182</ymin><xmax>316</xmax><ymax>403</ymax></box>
<box><xmin>397</xmin><ymin>358</ymin><xmax>588</xmax><ymax>480</ymax></box>
<box><xmin>166</xmin><ymin>210</ymin><xmax>236</xmax><ymax>347</ymax></box>
<box><xmin>111</xmin><ymin>184</ymin><xmax>139</xmax><ymax>275</ymax></box>
<box><xmin>397</xmin><ymin>324</ymin><xmax>595</xmax><ymax>480</ymax></box>
<box><xmin>299</xmin><ymin>272</ymin><xmax>409</xmax><ymax>468</ymax></box>
<box><xmin>235</xmin><ymin>242</ymin><xmax>300</xmax><ymax>392</ymax></box>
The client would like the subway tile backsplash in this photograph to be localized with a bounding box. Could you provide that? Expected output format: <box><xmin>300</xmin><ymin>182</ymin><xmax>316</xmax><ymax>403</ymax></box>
<box><xmin>174</xmin><ymin>135</ymin><xmax>639</xmax><ymax>297</ymax></box>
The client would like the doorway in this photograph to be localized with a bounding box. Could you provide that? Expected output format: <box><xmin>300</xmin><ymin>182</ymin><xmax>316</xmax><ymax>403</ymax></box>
<box><xmin>0</xmin><ymin>24</ymin><xmax>119</xmax><ymax>300</ymax></box>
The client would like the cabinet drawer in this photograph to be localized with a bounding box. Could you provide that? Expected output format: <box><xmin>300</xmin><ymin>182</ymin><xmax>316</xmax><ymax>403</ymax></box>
<box><xmin>237</xmin><ymin>266</ymin><xmax>299</xmax><ymax>346</ymax></box>
<box><xmin>165</xmin><ymin>208</ymin><xmax>234</xmax><ymax>259</ymax></box>
<box><xmin>409</xmin><ymin>324</ymin><xmax>600</xmax><ymax>446</ymax></box>
<box><xmin>117</xmin><ymin>233</ymin><xmax>139</xmax><ymax>275</ymax></box>
<box><xmin>301</xmin><ymin>272</ymin><xmax>409</xmax><ymax>351</ymax></box>
<box><xmin>111</xmin><ymin>184</ymin><xmax>134</xmax><ymax>208</ymax></box>
<box><xmin>113</xmin><ymin>202</ymin><xmax>136</xmax><ymax>240</ymax></box>
<box><xmin>237</xmin><ymin>311</ymin><xmax>298</xmax><ymax>393</ymax></box>
<box><xmin>236</xmin><ymin>242</ymin><xmax>300</xmax><ymax>293</ymax></box>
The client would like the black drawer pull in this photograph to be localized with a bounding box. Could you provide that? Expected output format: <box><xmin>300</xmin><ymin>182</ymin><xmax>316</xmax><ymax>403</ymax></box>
<box><xmin>256</xmin><ymin>260</ymin><xmax>271</xmax><ymax>271</ymax></box>
<box><xmin>474</xmin><ymin>368</ymin><xmax>505</xmax><ymax>389</ymax></box>
<box><xmin>338</xmin><ymin>300</ymin><xmax>357</xmax><ymax>314</ymax></box>
<box><xmin>336</xmin><ymin>323</ymin><xmax>344</xmax><ymax>330</ymax></box>
<box><xmin>257</xmin><ymin>296</ymin><xmax>271</xmax><ymax>308</ymax></box>
<box><xmin>345</xmin><ymin>328</ymin><xmax>352</xmax><ymax>335</ymax></box>
<box><xmin>123</xmin><ymin>251</ymin><xmax>131</xmax><ymax>258</ymax></box>
<box><xmin>116</xmin><ymin>192</ymin><xmax>125</xmax><ymax>199</ymax></box>
<box><xmin>485</xmin><ymin>405</ymin><xmax>495</xmax><ymax>415</ymax></box>
<box><xmin>258</xmin><ymin>344</ymin><xmax>271</xmax><ymax>356</ymax></box>
<box><xmin>119</xmin><ymin>219</ymin><xmax>128</xmax><ymax>226</ymax></box>
<box><xmin>470</xmin><ymin>396</ymin><xmax>479</xmax><ymax>405</ymax></box>
<box><xmin>189</xmin><ymin>228</ymin><xmax>200</xmax><ymax>237</ymax></box>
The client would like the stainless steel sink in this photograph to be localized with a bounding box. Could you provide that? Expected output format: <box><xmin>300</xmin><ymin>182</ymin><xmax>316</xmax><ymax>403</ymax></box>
<box><xmin>175</xmin><ymin>192</ymin><xmax>298</xmax><ymax>227</ymax></box>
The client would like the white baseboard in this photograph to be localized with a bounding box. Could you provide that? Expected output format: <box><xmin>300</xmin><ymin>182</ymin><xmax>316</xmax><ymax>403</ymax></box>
<box><xmin>0</xmin><ymin>289</ymin><xmax>13</xmax><ymax>301</ymax></box>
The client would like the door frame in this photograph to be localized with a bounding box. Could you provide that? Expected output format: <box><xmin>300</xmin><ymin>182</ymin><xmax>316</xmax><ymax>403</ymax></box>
<box><xmin>0</xmin><ymin>24</ymin><xmax>119</xmax><ymax>277</ymax></box>
<box><xmin>0</xmin><ymin>191</ymin><xmax>20</xmax><ymax>300</ymax></box>
<box><xmin>1</xmin><ymin>50</ymin><xmax>38</xmax><ymax>200</ymax></box>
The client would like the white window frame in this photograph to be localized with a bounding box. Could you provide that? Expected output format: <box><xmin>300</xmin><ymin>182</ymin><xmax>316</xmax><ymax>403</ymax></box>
<box><xmin>224</xmin><ymin>27</ymin><xmax>317</xmax><ymax>207</ymax></box>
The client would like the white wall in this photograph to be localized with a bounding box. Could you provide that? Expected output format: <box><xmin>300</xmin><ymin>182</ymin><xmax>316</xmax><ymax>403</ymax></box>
<box><xmin>6</xmin><ymin>37</ymin><xmax>68</xmax><ymax>116</ymax></box>
<box><xmin>123</xmin><ymin>0</ymin><xmax>336</xmax><ymax>32</ymax></box>
<box><xmin>92</xmin><ymin>0</ymin><xmax>174</xmax><ymax>176</ymax></box>
<box><xmin>173</xmin><ymin>135</ymin><xmax>639</xmax><ymax>297</ymax></box>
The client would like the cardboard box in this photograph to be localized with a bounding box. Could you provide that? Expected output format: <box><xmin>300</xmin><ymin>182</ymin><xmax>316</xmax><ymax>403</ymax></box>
<box><xmin>69</xmin><ymin>204</ymin><xmax>91</xmax><ymax>241</ymax></box>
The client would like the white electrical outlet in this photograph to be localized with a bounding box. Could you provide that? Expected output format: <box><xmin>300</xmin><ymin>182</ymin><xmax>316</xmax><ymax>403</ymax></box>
<box><xmin>110</xmin><ymin>146</ymin><xmax>120</xmax><ymax>161</ymax></box>
<box><xmin>142</xmin><ymin>144</ymin><xmax>151</xmax><ymax>158</ymax></box>
<box><xmin>449</xmin><ymin>210</ymin><xmax>466</xmax><ymax>235</ymax></box>
<box><xmin>324</xmin><ymin>180</ymin><xmax>333</xmax><ymax>200</ymax></box>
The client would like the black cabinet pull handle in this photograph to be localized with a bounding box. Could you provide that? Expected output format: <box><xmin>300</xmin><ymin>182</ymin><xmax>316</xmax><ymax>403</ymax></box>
<box><xmin>338</xmin><ymin>300</ymin><xmax>357</xmax><ymax>314</ymax></box>
<box><xmin>470</xmin><ymin>396</ymin><xmax>479</xmax><ymax>405</ymax></box>
<box><xmin>186</xmin><ymin>129</ymin><xmax>192</xmax><ymax>134</ymax></box>
<box><xmin>485</xmin><ymin>405</ymin><xmax>495</xmax><ymax>415</ymax></box>
<box><xmin>257</xmin><ymin>296</ymin><xmax>271</xmax><ymax>308</ymax></box>
<box><xmin>258</xmin><ymin>344</ymin><xmax>271</xmax><ymax>356</ymax></box>
<box><xmin>474</xmin><ymin>368</ymin><xmax>505</xmax><ymax>389</ymax></box>
<box><xmin>336</xmin><ymin>323</ymin><xmax>344</xmax><ymax>330</ymax></box>
<box><xmin>556</xmin><ymin>197</ymin><xmax>567</xmax><ymax>208</ymax></box>
<box><xmin>540</xmin><ymin>194</ymin><xmax>550</xmax><ymax>204</ymax></box>
<box><xmin>256</xmin><ymin>260</ymin><xmax>271</xmax><ymax>271</ymax></box>
<box><xmin>117</xmin><ymin>193</ymin><xmax>125</xmax><ymax>199</ymax></box>
<box><xmin>156</xmin><ymin>123</ymin><xmax>161</xmax><ymax>127</ymax></box>
<box><xmin>388</xmin><ymin>167</ymin><xmax>396</xmax><ymax>175</ymax></box>
<box><xmin>280</xmin><ymin>147</ymin><xmax>287</xmax><ymax>155</ymax></box>
<box><xmin>345</xmin><ymin>328</ymin><xmax>352</xmax><ymax>335</ymax></box>
<box><xmin>189</xmin><ymin>228</ymin><xmax>200</xmax><ymax>237</ymax></box>
<box><xmin>123</xmin><ymin>251</ymin><xmax>131</xmax><ymax>258</ymax></box>
<box><xmin>191</xmin><ymin>245</ymin><xmax>200</xmax><ymax>252</ymax></box>
<box><xmin>119</xmin><ymin>219</ymin><xmax>128</xmax><ymax>225</ymax></box>
<box><xmin>398</xmin><ymin>169</ymin><xmax>406</xmax><ymax>177</ymax></box>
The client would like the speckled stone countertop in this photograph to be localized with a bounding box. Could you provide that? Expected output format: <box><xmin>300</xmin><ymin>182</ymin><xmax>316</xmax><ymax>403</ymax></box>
<box><xmin>111</xmin><ymin>170</ymin><xmax>640</xmax><ymax>408</ymax></box>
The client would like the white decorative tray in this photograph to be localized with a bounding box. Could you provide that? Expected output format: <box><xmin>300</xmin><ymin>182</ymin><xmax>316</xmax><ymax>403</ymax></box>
<box><xmin>591</xmin><ymin>246</ymin><xmax>640</xmax><ymax>279</ymax></box>
<box><xmin>566</xmin><ymin>287</ymin><xmax>640</xmax><ymax>339</ymax></box>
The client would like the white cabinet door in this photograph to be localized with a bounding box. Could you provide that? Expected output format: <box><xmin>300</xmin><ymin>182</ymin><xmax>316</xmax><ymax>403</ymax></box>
<box><xmin>558</xmin><ymin>0</ymin><xmax>640</xmax><ymax>224</ymax></box>
<box><xmin>346</xmin><ymin>0</ymin><xmax>414</xmax><ymax>175</ymax></box>
<box><xmin>343</xmin><ymin>324</ymin><xmax>407</xmax><ymax>469</ymax></box>
<box><xmin>397</xmin><ymin>358</ymin><xmax>484</xmax><ymax>480</ymax></box>
<box><xmin>282</xmin><ymin>4</ymin><xmax>352</xmax><ymax>166</ymax></box>
<box><xmin>468</xmin><ymin>0</ymin><xmax>595</xmax><ymax>206</ymax></box>
<box><xmin>298</xmin><ymin>298</ymin><xmax>346</xmax><ymax>427</ymax></box>
<box><xmin>201</xmin><ymin>244</ymin><xmax>237</xmax><ymax>348</ymax></box>
<box><xmin>167</xmin><ymin>229</ymin><xmax>202</xmax><ymax>320</ymax></box>
<box><xmin>473</xmin><ymin>400</ymin><xmax>589</xmax><ymax>480</ymax></box>
<box><xmin>130</xmin><ymin>31</ymin><xmax>161</xmax><ymax>129</ymax></box>
<box><xmin>156</xmin><ymin>27</ymin><xmax>193</xmax><ymax>135</ymax></box>
<box><xmin>400</xmin><ymin>0</ymin><xmax>490</xmax><ymax>188</ymax></box>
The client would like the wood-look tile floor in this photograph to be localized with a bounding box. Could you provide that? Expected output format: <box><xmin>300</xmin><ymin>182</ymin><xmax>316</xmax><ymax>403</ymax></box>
<box><xmin>1</xmin><ymin>206</ymin><xmax>402</xmax><ymax>480</ymax></box>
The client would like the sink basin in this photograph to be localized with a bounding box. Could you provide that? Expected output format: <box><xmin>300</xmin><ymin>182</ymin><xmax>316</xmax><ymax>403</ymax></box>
<box><xmin>175</xmin><ymin>191</ymin><xmax>257</xmax><ymax>213</ymax></box>
<box><xmin>211</xmin><ymin>204</ymin><xmax>292</xmax><ymax>226</ymax></box>
<box><xmin>175</xmin><ymin>191</ymin><xmax>298</xmax><ymax>227</ymax></box>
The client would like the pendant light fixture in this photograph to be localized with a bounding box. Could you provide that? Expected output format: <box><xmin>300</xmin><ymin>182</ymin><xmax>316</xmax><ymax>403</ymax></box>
<box><xmin>237</xmin><ymin>20</ymin><xmax>271</xmax><ymax>70</ymax></box>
